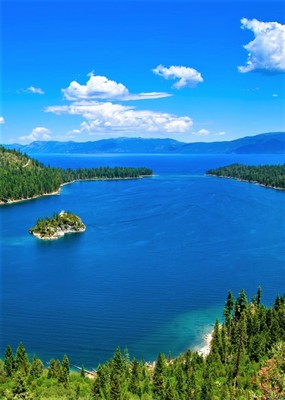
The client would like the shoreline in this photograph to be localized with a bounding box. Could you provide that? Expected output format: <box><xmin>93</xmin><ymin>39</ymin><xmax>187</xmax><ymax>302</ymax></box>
<box><xmin>207</xmin><ymin>173</ymin><xmax>285</xmax><ymax>191</ymax></box>
<box><xmin>0</xmin><ymin>175</ymin><xmax>152</xmax><ymax>206</ymax></box>
<box><xmin>196</xmin><ymin>330</ymin><xmax>213</xmax><ymax>357</ymax></box>
<box><xmin>32</xmin><ymin>226</ymin><xmax>86</xmax><ymax>241</ymax></box>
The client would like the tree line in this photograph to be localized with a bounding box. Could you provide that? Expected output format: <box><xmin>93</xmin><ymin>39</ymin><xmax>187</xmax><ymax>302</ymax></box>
<box><xmin>0</xmin><ymin>146</ymin><xmax>152</xmax><ymax>203</ymax></box>
<box><xmin>207</xmin><ymin>163</ymin><xmax>285</xmax><ymax>189</ymax></box>
<box><xmin>0</xmin><ymin>288</ymin><xmax>284</xmax><ymax>399</ymax></box>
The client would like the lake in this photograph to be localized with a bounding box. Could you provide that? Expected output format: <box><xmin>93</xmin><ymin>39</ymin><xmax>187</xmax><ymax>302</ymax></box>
<box><xmin>1</xmin><ymin>153</ymin><xmax>284</xmax><ymax>368</ymax></box>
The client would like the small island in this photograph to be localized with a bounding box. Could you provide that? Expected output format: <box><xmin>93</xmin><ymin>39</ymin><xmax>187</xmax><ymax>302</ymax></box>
<box><xmin>29</xmin><ymin>211</ymin><xmax>86</xmax><ymax>240</ymax></box>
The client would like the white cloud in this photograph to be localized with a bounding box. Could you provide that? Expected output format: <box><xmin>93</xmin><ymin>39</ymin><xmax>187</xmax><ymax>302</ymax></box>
<box><xmin>238</xmin><ymin>18</ymin><xmax>285</xmax><ymax>73</ymax></box>
<box><xmin>21</xmin><ymin>86</ymin><xmax>45</xmax><ymax>94</ymax></box>
<box><xmin>272</xmin><ymin>93</ymin><xmax>279</xmax><ymax>97</ymax></box>
<box><xmin>18</xmin><ymin>127</ymin><xmax>51</xmax><ymax>143</ymax></box>
<box><xmin>193</xmin><ymin>129</ymin><xmax>210</xmax><ymax>136</ymax></box>
<box><xmin>0</xmin><ymin>116</ymin><xmax>5</xmax><ymax>124</ymax></box>
<box><xmin>215</xmin><ymin>131</ymin><xmax>226</xmax><ymax>136</ymax></box>
<box><xmin>45</xmin><ymin>101</ymin><xmax>193</xmax><ymax>136</ymax></box>
<box><xmin>153</xmin><ymin>65</ymin><xmax>203</xmax><ymax>89</ymax></box>
<box><xmin>62</xmin><ymin>72</ymin><xmax>171</xmax><ymax>101</ymax></box>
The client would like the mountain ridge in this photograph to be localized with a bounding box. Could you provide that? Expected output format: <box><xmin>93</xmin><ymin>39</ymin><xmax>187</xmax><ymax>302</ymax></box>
<box><xmin>4</xmin><ymin>132</ymin><xmax>285</xmax><ymax>154</ymax></box>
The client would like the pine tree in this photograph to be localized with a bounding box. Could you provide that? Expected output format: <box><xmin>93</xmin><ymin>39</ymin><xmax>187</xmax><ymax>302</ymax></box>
<box><xmin>4</xmin><ymin>345</ymin><xmax>14</xmax><ymax>377</ymax></box>
<box><xmin>59</xmin><ymin>354</ymin><xmax>70</xmax><ymax>384</ymax></box>
<box><xmin>153</xmin><ymin>353</ymin><xmax>166</xmax><ymax>398</ymax></box>
<box><xmin>211</xmin><ymin>319</ymin><xmax>222</xmax><ymax>360</ymax></box>
<box><xmin>233</xmin><ymin>312</ymin><xmax>247</xmax><ymax>389</ymax></box>
<box><xmin>92</xmin><ymin>363</ymin><xmax>112</xmax><ymax>400</ymax></box>
<box><xmin>224</xmin><ymin>291</ymin><xmax>234</xmax><ymax>322</ymax></box>
<box><xmin>110</xmin><ymin>373</ymin><xmax>121</xmax><ymax>400</ymax></box>
<box><xmin>234</xmin><ymin>289</ymin><xmax>248</xmax><ymax>320</ymax></box>
<box><xmin>12</xmin><ymin>373</ymin><xmax>32</xmax><ymax>399</ymax></box>
<box><xmin>165</xmin><ymin>378</ymin><xmax>179</xmax><ymax>400</ymax></box>
<box><xmin>29</xmin><ymin>355</ymin><xmax>44</xmax><ymax>379</ymax></box>
<box><xmin>15</xmin><ymin>342</ymin><xmax>30</xmax><ymax>375</ymax></box>
<box><xmin>129</xmin><ymin>358</ymin><xmax>140</xmax><ymax>395</ymax></box>
<box><xmin>112</xmin><ymin>347</ymin><xmax>124</xmax><ymax>376</ymax></box>
<box><xmin>47</xmin><ymin>358</ymin><xmax>62</xmax><ymax>379</ymax></box>
<box><xmin>257</xmin><ymin>285</ymin><xmax>262</xmax><ymax>306</ymax></box>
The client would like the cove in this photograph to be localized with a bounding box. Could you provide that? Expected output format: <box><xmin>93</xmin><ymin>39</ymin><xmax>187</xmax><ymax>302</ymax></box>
<box><xmin>1</xmin><ymin>154</ymin><xmax>284</xmax><ymax>368</ymax></box>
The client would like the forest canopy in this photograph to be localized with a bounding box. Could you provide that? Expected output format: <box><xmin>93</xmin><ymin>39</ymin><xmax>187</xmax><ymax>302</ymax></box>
<box><xmin>207</xmin><ymin>163</ymin><xmax>285</xmax><ymax>189</ymax></box>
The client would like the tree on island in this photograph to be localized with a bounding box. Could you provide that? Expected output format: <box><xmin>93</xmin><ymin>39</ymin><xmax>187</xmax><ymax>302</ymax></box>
<box><xmin>29</xmin><ymin>211</ymin><xmax>86</xmax><ymax>240</ymax></box>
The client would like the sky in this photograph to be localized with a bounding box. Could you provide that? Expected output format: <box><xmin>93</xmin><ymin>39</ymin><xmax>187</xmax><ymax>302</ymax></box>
<box><xmin>1</xmin><ymin>0</ymin><xmax>285</xmax><ymax>144</ymax></box>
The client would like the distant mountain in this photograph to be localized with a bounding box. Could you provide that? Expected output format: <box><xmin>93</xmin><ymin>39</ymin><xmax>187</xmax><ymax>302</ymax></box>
<box><xmin>4</xmin><ymin>132</ymin><xmax>285</xmax><ymax>155</ymax></box>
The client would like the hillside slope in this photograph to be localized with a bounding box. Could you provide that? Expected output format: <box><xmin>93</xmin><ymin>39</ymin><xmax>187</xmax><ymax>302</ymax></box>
<box><xmin>4</xmin><ymin>132</ymin><xmax>285</xmax><ymax>154</ymax></box>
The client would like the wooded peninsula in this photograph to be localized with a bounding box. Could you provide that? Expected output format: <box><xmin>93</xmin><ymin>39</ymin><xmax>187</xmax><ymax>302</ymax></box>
<box><xmin>1</xmin><ymin>288</ymin><xmax>284</xmax><ymax>399</ymax></box>
<box><xmin>0</xmin><ymin>146</ymin><xmax>152</xmax><ymax>204</ymax></box>
<box><xmin>207</xmin><ymin>163</ymin><xmax>285</xmax><ymax>189</ymax></box>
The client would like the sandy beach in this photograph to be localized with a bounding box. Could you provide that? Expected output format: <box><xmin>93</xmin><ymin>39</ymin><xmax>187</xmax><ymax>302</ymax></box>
<box><xmin>196</xmin><ymin>331</ymin><xmax>213</xmax><ymax>357</ymax></box>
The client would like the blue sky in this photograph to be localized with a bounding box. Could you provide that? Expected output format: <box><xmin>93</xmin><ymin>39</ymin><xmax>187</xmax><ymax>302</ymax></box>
<box><xmin>1</xmin><ymin>0</ymin><xmax>285</xmax><ymax>143</ymax></box>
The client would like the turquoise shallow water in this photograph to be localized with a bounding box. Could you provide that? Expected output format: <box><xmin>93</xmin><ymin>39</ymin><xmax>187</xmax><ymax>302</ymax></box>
<box><xmin>1</xmin><ymin>154</ymin><xmax>284</xmax><ymax>368</ymax></box>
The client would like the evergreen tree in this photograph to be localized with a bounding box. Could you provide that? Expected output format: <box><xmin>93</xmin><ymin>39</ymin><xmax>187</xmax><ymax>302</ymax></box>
<box><xmin>224</xmin><ymin>291</ymin><xmax>234</xmax><ymax>318</ymax></box>
<box><xmin>47</xmin><ymin>358</ymin><xmax>62</xmax><ymax>379</ymax></box>
<box><xmin>257</xmin><ymin>285</ymin><xmax>262</xmax><ymax>305</ymax></box>
<box><xmin>12</xmin><ymin>373</ymin><xmax>32</xmax><ymax>399</ymax></box>
<box><xmin>92</xmin><ymin>364</ymin><xmax>111</xmax><ymax>400</ymax></box>
<box><xmin>234</xmin><ymin>289</ymin><xmax>248</xmax><ymax>320</ymax></box>
<box><xmin>153</xmin><ymin>353</ymin><xmax>166</xmax><ymax>398</ymax></box>
<box><xmin>15</xmin><ymin>342</ymin><xmax>30</xmax><ymax>375</ymax></box>
<box><xmin>112</xmin><ymin>347</ymin><xmax>124</xmax><ymax>376</ymax></box>
<box><xmin>91</xmin><ymin>367</ymin><xmax>104</xmax><ymax>400</ymax></box>
<box><xmin>233</xmin><ymin>312</ymin><xmax>248</xmax><ymax>389</ymax></box>
<box><xmin>110</xmin><ymin>372</ymin><xmax>121</xmax><ymax>400</ymax></box>
<box><xmin>59</xmin><ymin>354</ymin><xmax>70</xmax><ymax>385</ymax></box>
<box><xmin>4</xmin><ymin>345</ymin><xmax>14</xmax><ymax>377</ymax></box>
<box><xmin>211</xmin><ymin>319</ymin><xmax>222</xmax><ymax>360</ymax></box>
<box><xmin>165</xmin><ymin>378</ymin><xmax>179</xmax><ymax>400</ymax></box>
<box><xmin>129</xmin><ymin>358</ymin><xmax>140</xmax><ymax>396</ymax></box>
<box><xmin>29</xmin><ymin>355</ymin><xmax>44</xmax><ymax>379</ymax></box>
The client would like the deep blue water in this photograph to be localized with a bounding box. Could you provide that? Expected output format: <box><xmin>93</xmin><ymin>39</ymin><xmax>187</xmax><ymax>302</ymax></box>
<box><xmin>1</xmin><ymin>154</ymin><xmax>285</xmax><ymax>368</ymax></box>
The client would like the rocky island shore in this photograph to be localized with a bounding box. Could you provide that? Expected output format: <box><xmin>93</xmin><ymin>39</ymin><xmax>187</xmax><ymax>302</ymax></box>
<box><xmin>29</xmin><ymin>211</ymin><xmax>86</xmax><ymax>240</ymax></box>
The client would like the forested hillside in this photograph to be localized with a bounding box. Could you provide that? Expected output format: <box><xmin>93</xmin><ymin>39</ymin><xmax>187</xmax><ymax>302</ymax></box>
<box><xmin>0</xmin><ymin>146</ymin><xmax>152</xmax><ymax>204</ymax></box>
<box><xmin>1</xmin><ymin>288</ymin><xmax>284</xmax><ymax>399</ymax></box>
<box><xmin>207</xmin><ymin>163</ymin><xmax>285</xmax><ymax>189</ymax></box>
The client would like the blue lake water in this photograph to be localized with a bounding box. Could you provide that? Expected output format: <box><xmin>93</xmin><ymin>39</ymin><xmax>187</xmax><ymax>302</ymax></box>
<box><xmin>1</xmin><ymin>154</ymin><xmax>285</xmax><ymax>368</ymax></box>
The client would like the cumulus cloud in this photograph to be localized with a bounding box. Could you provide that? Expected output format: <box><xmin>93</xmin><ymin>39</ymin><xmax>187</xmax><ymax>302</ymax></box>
<box><xmin>0</xmin><ymin>116</ymin><xmax>5</xmax><ymax>124</ymax></box>
<box><xmin>18</xmin><ymin>127</ymin><xmax>51</xmax><ymax>143</ymax></box>
<box><xmin>238</xmin><ymin>18</ymin><xmax>285</xmax><ymax>73</ymax></box>
<box><xmin>45</xmin><ymin>101</ymin><xmax>193</xmax><ymax>135</ymax></box>
<box><xmin>215</xmin><ymin>131</ymin><xmax>226</xmax><ymax>136</ymax></box>
<box><xmin>62</xmin><ymin>72</ymin><xmax>171</xmax><ymax>101</ymax></box>
<box><xmin>153</xmin><ymin>65</ymin><xmax>203</xmax><ymax>89</ymax></box>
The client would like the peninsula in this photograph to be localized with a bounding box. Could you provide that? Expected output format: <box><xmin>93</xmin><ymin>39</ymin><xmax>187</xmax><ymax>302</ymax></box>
<box><xmin>207</xmin><ymin>163</ymin><xmax>285</xmax><ymax>190</ymax></box>
<box><xmin>29</xmin><ymin>211</ymin><xmax>86</xmax><ymax>240</ymax></box>
<box><xmin>0</xmin><ymin>145</ymin><xmax>152</xmax><ymax>204</ymax></box>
